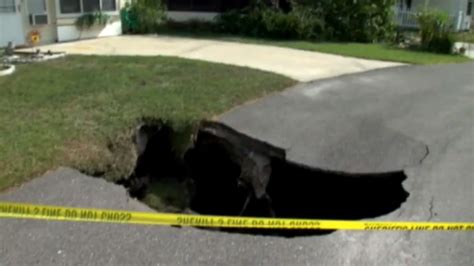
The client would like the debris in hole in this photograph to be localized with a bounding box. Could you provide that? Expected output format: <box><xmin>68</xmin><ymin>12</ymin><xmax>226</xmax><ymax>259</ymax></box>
<box><xmin>191</xmin><ymin>121</ymin><xmax>285</xmax><ymax>217</ymax></box>
<box><xmin>121</xmin><ymin>119</ymin><xmax>410</xmax><ymax>236</ymax></box>
<box><xmin>239</xmin><ymin>152</ymin><xmax>274</xmax><ymax>216</ymax></box>
<box><xmin>122</xmin><ymin>119</ymin><xmax>191</xmax><ymax>212</ymax></box>
<box><xmin>188</xmin><ymin>122</ymin><xmax>409</xmax><ymax>219</ymax></box>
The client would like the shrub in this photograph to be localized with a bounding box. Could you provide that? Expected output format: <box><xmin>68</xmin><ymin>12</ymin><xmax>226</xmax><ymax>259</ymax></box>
<box><xmin>214</xmin><ymin>10</ymin><xmax>244</xmax><ymax>34</ymax></box>
<box><xmin>214</xmin><ymin>3</ymin><xmax>268</xmax><ymax>37</ymax></box>
<box><xmin>159</xmin><ymin>19</ymin><xmax>215</xmax><ymax>34</ymax></box>
<box><xmin>289</xmin><ymin>5</ymin><xmax>324</xmax><ymax>40</ymax></box>
<box><xmin>75</xmin><ymin>11</ymin><xmax>110</xmax><ymax>30</ymax></box>
<box><xmin>427</xmin><ymin>34</ymin><xmax>455</xmax><ymax>54</ymax></box>
<box><xmin>294</xmin><ymin>0</ymin><xmax>395</xmax><ymax>42</ymax></box>
<box><xmin>214</xmin><ymin>0</ymin><xmax>394</xmax><ymax>42</ymax></box>
<box><xmin>214</xmin><ymin>4</ymin><xmax>323</xmax><ymax>40</ymax></box>
<box><xmin>261</xmin><ymin>9</ymin><xmax>300</xmax><ymax>39</ymax></box>
<box><xmin>238</xmin><ymin>3</ymin><xmax>268</xmax><ymax>37</ymax></box>
<box><xmin>416</xmin><ymin>9</ymin><xmax>454</xmax><ymax>54</ymax></box>
<box><xmin>121</xmin><ymin>0</ymin><xmax>166</xmax><ymax>34</ymax></box>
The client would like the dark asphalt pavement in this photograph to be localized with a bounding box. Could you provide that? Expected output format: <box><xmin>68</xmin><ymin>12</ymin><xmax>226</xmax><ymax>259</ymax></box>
<box><xmin>1</xmin><ymin>62</ymin><xmax>473</xmax><ymax>265</ymax></box>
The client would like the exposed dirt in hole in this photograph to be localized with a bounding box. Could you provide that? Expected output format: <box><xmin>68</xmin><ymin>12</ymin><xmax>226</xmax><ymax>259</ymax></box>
<box><xmin>117</xmin><ymin>119</ymin><xmax>411</xmax><ymax>237</ymax></box>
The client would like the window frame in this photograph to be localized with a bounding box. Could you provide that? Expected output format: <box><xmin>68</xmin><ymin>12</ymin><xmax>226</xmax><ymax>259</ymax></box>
<box><xmin>27</xmin><ymin>0</ymin><xmax>48</xmax><ymax>14</ymax></box>
<box><xmin>0</xmin><ymin>0</ymin><xmax>16</xmax><ymax>13</ymax></box>
<box><xmin>56</xmin><ymin>0</ymin><xmax>119</xmax><ymax>17</ymax></box>
<box><xmin>166</xmin><ymin>0</ymin><xmax>251</xmax><ymax>12</ymax></box>
<box><xmin>58</xmin><ymin>0</ymin><xmax>82</xmax><ymax>15</ymax></box>
<box><xmin>27</xmin><ymin>0</ymin><xmax>49</xmax><ymax>25</ymax></box>
<box><xmin>101</xmin><ymin>0</ymin><xmax>116</xmax><ymax>12</ymax></box>
<box><xmin>82</xmin><ymin>0</ymin><xmax>101</xmax><ymax>13</ymax></box>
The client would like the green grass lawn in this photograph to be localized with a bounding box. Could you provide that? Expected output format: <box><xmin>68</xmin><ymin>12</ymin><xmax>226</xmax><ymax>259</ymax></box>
<box><xmin>0</xmin><ymin>55</ymin><xmax>294</xmax><ymax>190</ymax></box>
<box><xmin>156</xmin><ymin>31</ymin><xmax>471</xmax><ymax>65</ymax></box>
<box><xmin>251</xmin><ymin>41</ymin><xmax>471</xmax><ymax>65</ymax></box>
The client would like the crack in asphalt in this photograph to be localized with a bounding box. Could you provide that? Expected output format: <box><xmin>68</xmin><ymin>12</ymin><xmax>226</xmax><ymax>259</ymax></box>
<box><xmin>419</xmin><ymin>145</ymin><xmax>430</xmax><ymax>165</ymax></box>
<box><xmin>428</xmin><ymin>197</ymin><xmax>435</xmax><ymax>221</ymax></box>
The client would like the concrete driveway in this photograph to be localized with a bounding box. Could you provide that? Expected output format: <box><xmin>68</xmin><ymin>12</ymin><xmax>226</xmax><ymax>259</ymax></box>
<box><xmin>34</xmin><ymin>35</ymin><xmax>403</xmax><ymax>82</ymax></box>
<box><xmin>1</xmin><ymin>62</ymin><xmax>473</xmax><ymax>265</ymax></box>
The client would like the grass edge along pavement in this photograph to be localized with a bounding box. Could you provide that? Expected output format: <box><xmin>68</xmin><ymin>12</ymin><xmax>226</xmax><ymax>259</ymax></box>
<box><xmin>0</xmin><ymin>55</ymin><xmax>295</xmax><ymax>191</ymax></box>
<box><xmin>154</xmin><ymin>31</ymin><xmax>471</xmax><ymax>65</ymax></box>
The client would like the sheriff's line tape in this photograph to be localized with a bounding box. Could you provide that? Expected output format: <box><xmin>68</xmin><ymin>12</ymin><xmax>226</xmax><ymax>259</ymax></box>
<box><xmin>1</xmin><ymin>201</ymin><xmax>473</xmax><ymax>231</ymax></box>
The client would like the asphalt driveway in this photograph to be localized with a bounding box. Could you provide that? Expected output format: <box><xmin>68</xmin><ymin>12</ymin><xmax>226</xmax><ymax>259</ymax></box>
<box><xmin>1</xmin><ymin>62</ymin><xmax>473</xmax><ymax>265</ymax></box>
<box><xmin>33</xmin><ymin>35</ymin><xmax>402</xmax><ymax>82</ymax></box>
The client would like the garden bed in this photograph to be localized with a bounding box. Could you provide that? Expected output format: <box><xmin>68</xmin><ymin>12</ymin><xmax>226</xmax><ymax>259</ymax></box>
<box><xmin>0</xmin><ymin>64</ymin><xmax>15</xmax><ymax>76</ymax></box>
<box><xmin>4</xmin><ymin>50</ymin><xmax>66</xmax><ymax>64</ymax></box>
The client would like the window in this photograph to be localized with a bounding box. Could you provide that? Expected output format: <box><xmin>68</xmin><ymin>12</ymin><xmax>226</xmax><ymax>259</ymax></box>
<box><xmin>167</xmin><ymin>0</ymin><xmax>192</xmax><ymax>11</ymax></box>
<box><xmin>102</xmin><ymin>0</ymin><xmax>116</xmax><ymax>11</ymax></box>
<box><xmin>192</xmin><ymin>0</ymin><xmax>220</xmax><ymax>11</ymax></box>
<box><xmin>28</xmin><ymin>0</ymin><xmax>46</xmax><ymax>14</ymax></box>
<box><xmin>59</xmin><ymin>0</ymin><xmax>117</xmax><ymax>14</ymax></box>
<box><xmin>405</xmin><ymin>0</ymin><xmax>412</xmax><ymax>10</ymax></box>
<box><xmin>60</xmin><ymin>0</ymin><xmax>80</xmax><ymax>13</ymax></box>
<box><xmin>468</xmin><ymin>1</ymin><xmax>472</xmax><ymax>16</ymax></box>
<box><xmin>28</xmin><ymin>0</ymin><xmax>48</xmax><ymax>25</ymax></box>
<box><xmin>83</xmin><ymin>0</ymin><xmax>100</xmax><ymax>12</ymax></box>
<box><xmin>166</xmin><ymin>0</ymin><xmax>250</xmax><ymax>12</ymax></box>
<box><xmin>0</xmin><ymin>0</ymin><xmax>15</xmax><ymax>13</ymax></box>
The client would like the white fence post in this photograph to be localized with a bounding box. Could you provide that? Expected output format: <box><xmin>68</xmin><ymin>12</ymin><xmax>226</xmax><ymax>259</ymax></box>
<box><xmin>456</xmin><ymin>11</ymin><xmax>463</xmax><ymax>31</ymax></box>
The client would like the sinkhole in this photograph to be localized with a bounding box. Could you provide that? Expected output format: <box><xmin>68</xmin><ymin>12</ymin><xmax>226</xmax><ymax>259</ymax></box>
<box><xmin>119</xmin><ymin>120</ymin><xmax>412</xmax><ymax>237</ymax></box>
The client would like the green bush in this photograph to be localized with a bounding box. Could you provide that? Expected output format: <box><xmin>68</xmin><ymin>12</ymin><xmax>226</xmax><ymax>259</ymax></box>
<box><xmin>121</xmin><ymin>0</ymin><xmax>166</xmax><ymax>34</ymax></box>
<box><xmin>289</xmin><ymin>5</ymin><xmax>324</xmax><ymax>40</ymax></box>
<box><xmin>416</xmin><ymin>9</ymin><xmax>454</xmax><ymax>54</ymax></box>
<box><xmin>154</xmin><ymin>0</ymin><xmax>395</xmax><ymax>43</ymax></box>
<box><xmin>75</xmin><ymin>11</ymin><xmax>110</xmax><ymax>30</ymax></box>
<box><xmin>297</xmin><ymin>0</ymin><xmax>395</xmax><ymax>42</ymax></box>
<box><xmin>261</xmin><ymin>9</ymin><xmax>300</xmax><ymax>39</ymax></box>
<box><xmin>213</xmin><ymin>10</ymin><xmax>243</xmax><ymax>34</ymax></box>
<box><xmin>159</xmin><ymin>19</ymin><xmax>216</xmax><ymax>34</ymax></box>
<box><xmin>214</xmin><ymin>3</ymin><xmax>323</xmax><ymax>40</ymax></box>
<box><xmin>214</xmin><ymin>0</ymin><xmax>394</xmax><ymax>42</ymax></box>
<box><xmin>239</xmin><ymin>4</ymin><xmax>268</xmax><ymax>37</ymax></box>
<box><xmin>214</xmin><ymin>3</ymin><xmax>267</xmax><ymax>37</ymax></box>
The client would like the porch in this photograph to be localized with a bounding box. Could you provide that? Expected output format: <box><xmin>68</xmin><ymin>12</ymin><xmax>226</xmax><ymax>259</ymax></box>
<box><xmin>394</xmin><ymin>0</ymin><xmax>472</xmax><ymax>31</ymax></box>
<box><xmin>394</xmin><ymin>9</ymin><xmax>472</xmax><ymax>31</ymax></box>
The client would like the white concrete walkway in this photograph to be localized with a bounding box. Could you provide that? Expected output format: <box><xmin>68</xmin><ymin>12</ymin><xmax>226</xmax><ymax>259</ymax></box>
<box><xmin>33</xmin><ymin>35</ymin><xmax>403</xmax><ymax>82</ymax></box>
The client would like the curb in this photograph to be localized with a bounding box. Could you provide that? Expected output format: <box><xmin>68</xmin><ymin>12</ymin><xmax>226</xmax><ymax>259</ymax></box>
<box><xmin>0</xmin><ymin>64</ymin><xmax>15</xmax><ymax>76</ymax></box>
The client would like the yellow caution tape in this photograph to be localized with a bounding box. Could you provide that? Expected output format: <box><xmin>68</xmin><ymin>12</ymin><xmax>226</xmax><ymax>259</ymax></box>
<box><xmin>1</xmin><ymin>201</ymin><xmax>473</xmax><ymax>231</ymax></box>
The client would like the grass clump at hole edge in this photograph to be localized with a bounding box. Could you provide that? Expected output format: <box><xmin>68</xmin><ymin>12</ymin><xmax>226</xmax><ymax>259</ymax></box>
<box><xmin>0</xmin><ymin>55</ymin><xmax>295</xmax><ymax>191</ymax></box>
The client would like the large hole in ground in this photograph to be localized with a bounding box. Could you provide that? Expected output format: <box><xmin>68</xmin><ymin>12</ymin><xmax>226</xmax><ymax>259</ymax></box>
<box><xmin>121</xmin><ymin>120</ymin><xmax>410</xmax><ymax>237</ymax></box>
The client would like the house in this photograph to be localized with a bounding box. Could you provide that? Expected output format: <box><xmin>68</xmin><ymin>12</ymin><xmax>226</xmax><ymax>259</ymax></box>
<box><xmin>0</xmin><ymin>0</ymin><xmax>128</xmax><ymax>47</ymax></box>
<box><xmin>165</xmin><ymin>0</ymin><xmax>472</xmax><ymax>31</ymax></box>
<box><xmin>165</xmin><ymin>0</ymin><xmax>249</xmax><ymax>22</ymax></box>
<box><xmin>164</xmin><ymin>0</ymin><xmax>290</xmax><ymax>22</ymax></box>
<box><xmin>395</xmin><ymin>0</ymin><xmax>473</xmax><ymax>31</ymax></box>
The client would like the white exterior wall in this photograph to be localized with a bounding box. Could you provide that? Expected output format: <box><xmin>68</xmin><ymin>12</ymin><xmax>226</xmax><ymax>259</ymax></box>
<box><xmin>396</xmin><ymin>0</ymin><xmax>471</xmax><ymax>30</ymax></box>
<box><xmin>428</xmin><ymin>0</ymin><xmax>465</xmax><ymax>14</ymax></box>
<box><xmin>0</xmin><ymin>0</ymin><xmax>24</xmax><ymax>47</ymax></box>
<box><xmin>22</xmin><ymin>0</ymin><xmax>58</xmax><ymax>45</ymax></box>
<box><xmin>425</xmin><ymin>0</ymin><xmax>471</xmax><ymax>30</ymax></box>
<box><xmin>167</xmin><ymin>11</ymin><xmax>219</xmax><ymax>22</ymax></box>
<box><xmin>1</xmin><ymin>0</ymin><xmax>127</xmax><ymax>46</ymax></box>
<box><xmin>403</xmin><ymin>0</ymin><xmax>467</xmax><ymax>14</ymax></box>
<box><xmin>55</xmin><ymin>0</ymin><xmax>126</xmax><ymax>42</ymax></box>
<box><xmin>56</xmin><ymin>16</ymin><xmax>122</xmax><ymax>42</ymax></box>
